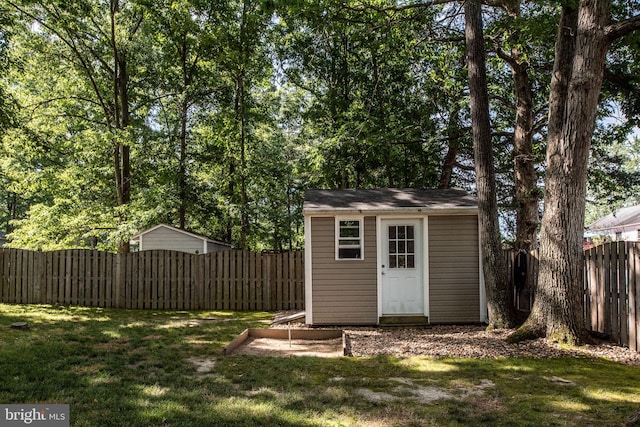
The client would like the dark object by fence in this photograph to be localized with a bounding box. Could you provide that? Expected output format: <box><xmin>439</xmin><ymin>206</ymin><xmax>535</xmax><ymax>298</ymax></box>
<box><xmin>514</xmin><ymin>251</ymin><xmax>528</xmax><ymax>291</ymax></box>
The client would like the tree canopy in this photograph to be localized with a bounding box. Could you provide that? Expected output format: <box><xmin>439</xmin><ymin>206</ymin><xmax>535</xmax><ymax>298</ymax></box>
<box><xmin>1</xmin><ymin>0</ymin><xmax>638</xmax><ymax>261</ymax></box>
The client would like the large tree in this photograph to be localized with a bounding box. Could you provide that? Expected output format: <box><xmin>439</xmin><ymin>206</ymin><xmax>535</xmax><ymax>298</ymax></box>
<box><xmin>7</xmin><ymin>0</ymin><xmax>144</xmax><ymax>252</ymax></box>
<box><xmin>511</xmin><ymin>0</ymin><xmax>640</xmax><ymax>344</ymax></box>
<box><xmin>464</xmin><ymin>0</ymin><xmax>516</xmax><ymax>328</ymax></box>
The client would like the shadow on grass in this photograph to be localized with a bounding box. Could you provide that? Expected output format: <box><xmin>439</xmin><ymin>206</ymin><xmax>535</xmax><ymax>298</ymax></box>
<box><xmin>1</xmin><ymin>303</ymin><xmax>639</xmax><ymax>426</ymax></box>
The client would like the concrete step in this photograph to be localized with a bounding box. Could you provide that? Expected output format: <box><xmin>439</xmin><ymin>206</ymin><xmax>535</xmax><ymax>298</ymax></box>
<box><xmin>379</xmin><ymin>316</ymin><xmax>430</xmax><ymax>326</ymax></box>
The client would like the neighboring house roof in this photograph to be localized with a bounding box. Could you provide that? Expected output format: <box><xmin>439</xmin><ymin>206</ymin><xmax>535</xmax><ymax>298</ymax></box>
<box><xmin>303</xmin><ymin>188</ymin><xmax>478</xmax><ymax>214</ymax></box>
<box><xmin>130</xmin><ymin>224</ymin><xmax>230</xmax><ymax>247</ymax></box>
<box><xmin>586</xmin><ymin>205</ymin><xmax>640</xmax><ymax>234</ymax></box>
<box><xmin>0</xmin><ymin>231</ymin><xmax>6</xmax><ymax>245</ymax></box>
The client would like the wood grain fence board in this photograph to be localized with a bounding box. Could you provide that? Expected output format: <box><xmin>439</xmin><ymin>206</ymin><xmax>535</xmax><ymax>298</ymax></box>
<box><xmin>0</xmin><ymin>250</ymin><xmax>5</xmax><ymax>302</ymax></box>
<box><xmin>78</xmin><ymin>250</ymin><xmax>86</xmax><ymax>306</ymax></box>
<box><xmin>6</xmin><ymin>249</ymin><xmax>14</xmax><ymax>303</ymax></box>
<box><xmin>607</xmin><ymin>243</ymin><xmax>617</xmax><ymax>337</ymax></box>
<box><xmin>0</xmin><ymin>250</ymin><xmax>4</xmax><ymax>301</ymax></box>
<box><xmin>168</xmin><ymin>252</ymin><xmax>175</xmax><ymax>310</ymax></box>
<box><xmin>202</xmin><ymin>254</ymin><xmax>209</xmax><ymax>310</ymax></box>
<box><xmin>247</xmin><ymin>252</ymin><xmax>254</xmax><ymax>310</ymax></box>
<box><xmin>199</xmin><ymin>254</ymin><xmax>206</xmax><ymax>310</ymax></box>
<box><xmin>589</xmin><ymin>247</ymin><xmax>598</xmax><ymax>330</ymax></box>
<box><xmin>154</xmin><ymin>251</ymin><xmax>162</xmax><ymax>310</ymax></box>
<box><xmin>103</xmin><ymin>251</ymin><xmax>110</xmax><ymax>307</ymax></box>
<box><xmin>141</xmin><ymin>251</ymin><xmax>148</xmax><ymax>309</ymax></box>
<box><xmin>213</xmin><ymin>252</ymin><xmax>219</xmax><ymax>310</ymax></box>
<box><xmin>593</xmin><ymin>246</ymin><xmax>609</xmax><ymax>332</ymax></box>
<box><xmin>222</xmin><ymin>251</ymin><xmax>229</xmax><ymax>310</ymax></box>
<box><xmin>613</xmin><ymin>242</ymin><xmax>624</xmax><ymax>343</ymax></box>
<box><xmin>195</xmin><ymin>254</ymin><xmax>202</xmax><ymax>310</ymax></box>
<box><xmin>63</xmin><ymin>250</ymin><xmax>71</xmax><ymax>306</ymax></box>
<box><xmin>230</xmin><ymin>251</ymin><xmax>237</xmax><ymax>310</ymax></box>
<box><xmin>8</xmin><ymin>249</ymin><xmax>15</xmax><ymax>303</ymax></box>
<box><xmin>161</xmin><ymin>251</ymin><xmax>168</xmax><ymax>310</ymax></box>
<box><xmin>620</xmin><ymin>243</ymin><xmax>630</xmax><ymax>346</ymax></box>
<box><xmin>232</xmin><ymin>251</ymin><xmax>239</xmax><ymax>310</ymax></box>
<box><xmin>127</xmin><ymin>252</ymin><xmax>134</xmax><ymax>309</ymax></box>
<box><xmin>146</xmin><ymin>251</ymin><xmax>153</xmax><ymax>309</ymax></box>
<box><xmin>20</xmin><ymin>249</ymin><xmax>27</xmax><ymax>303</ymax></box>
<box><xmin>253</xmin><ymin>251</ymin><xmax>259</xmax><ymax>310</ymax></box>
<box><xmin>177</xmin><ymin>251</ymin><xmax>183</xmax><ymax>310</ymax></box>
<box><xmin>298</xmin><ymin>251</ymin><xmax>305</xmax><ymax>308</ymax></box>
<box><xmin>265</xmin><ymin>254</ymin><xmax>273</xmax><ymax>311</ymax></box>
<box><xmin>8</xmin><ymin>249</ymin><xmax>18</xmax><ymax>303</ymax></box>
<box><xmin>52</xmin><ymin>251</ymin><xmax>60</xmax><ymax>304</ymax></box>
<box><xmin>274</xmin><ymin>253</ymin><xmax>281</xmax><ymax>310</ymax></box>
<box><xmin>189</xmin><ymin>254</ymin><xmax>196</xmax><ymax>310</ymax></box>
<box><xmin>631</xmin><ymin>243</ymin><xmax>640</xmax><ymax>352</ymax></box>
<box><xmin>593</xmin><ymin>245</ymin><xmax>602</xmax><ymax>332</ymax></box>
<box><xmin>241</xmin><ymin>251</ymin><xmax>248</xmax><ymax>311</ymax></box>
<box><xmin>23</xmin><ymin>250</ymin><xmax>29</xmax><ymax>303</ymax></box>
<box><xmin>255</xmin><ymin>252</ymin><xmax>263</xmax><ymax>310</ymax></box>
<box><xmin>8</xmin><ymin>249</ymin><xmax>14</xmax><ymax>303</ymax></box>
<box><xmin>287</xmin><ymin>252</ymin><xmax>294</xmax><ymax>310</ymax></box>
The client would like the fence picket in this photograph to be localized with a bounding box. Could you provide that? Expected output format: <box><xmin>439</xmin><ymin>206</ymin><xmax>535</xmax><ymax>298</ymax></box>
<box><xmin>631</xmin><ymin>243</ymin><xmax>639</xmax><ymax>352</ymax></box>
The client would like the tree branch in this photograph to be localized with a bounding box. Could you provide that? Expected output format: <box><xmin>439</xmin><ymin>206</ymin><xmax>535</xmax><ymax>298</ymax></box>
<box><xmin>606</xmin><ymin>14</ymin><xmax>640</xmax><ymax>42</ymax></box>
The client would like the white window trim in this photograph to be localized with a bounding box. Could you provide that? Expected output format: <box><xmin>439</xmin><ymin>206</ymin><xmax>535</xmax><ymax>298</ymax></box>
<box><xmin>335</xmin><ymin>216</ymin><xmax>364</xmax><ymax>260</ymax></box>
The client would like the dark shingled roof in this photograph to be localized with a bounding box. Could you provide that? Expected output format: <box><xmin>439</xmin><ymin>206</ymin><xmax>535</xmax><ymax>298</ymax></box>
<box><xmin>303</xmin><ymin>188</ymin><xmax>477</xmax><ymax>212</ymax></box>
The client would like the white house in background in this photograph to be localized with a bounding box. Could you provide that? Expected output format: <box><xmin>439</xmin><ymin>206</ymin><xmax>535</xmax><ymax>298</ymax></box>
<box><xmin>130</xmin><ymin>224</ymin><xmax>231</xmax><ymax>254</ymax></box>
<box><xmin>585</xmin><ymin>205</ymin><xmax>640</xmax><ymax>242</ymax></box>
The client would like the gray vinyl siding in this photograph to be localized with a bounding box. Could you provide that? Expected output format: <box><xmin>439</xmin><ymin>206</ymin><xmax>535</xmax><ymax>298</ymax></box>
<box><xmin>311</xmin><ymin>216</ymin><xmax>378</xmax><ymax>324</ymax></box>
<box><xmin>428</xmin><ymin>215</ymin><xmax>480</xmax><ymax>323</ymax></box>
<box><xmin>207</xmin><ymin>241</ymin><xmax>231</xmax><ymax>253</ymax></box>
<box><xmin>142</xmin><ymin>228</ymin><xmax>205</xmax><ymax>254</ymax></box>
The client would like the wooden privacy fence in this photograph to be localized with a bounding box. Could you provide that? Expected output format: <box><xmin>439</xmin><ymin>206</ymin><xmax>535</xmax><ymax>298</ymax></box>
<box><xmin>509</xmin><ymin>242</ymin><xmax>640</xmax><ymax>352</ymax></box>
<box><xmin>0</xmin><ymin>249</ymin><xmax>304</xmax><ymax>311</ymax></box>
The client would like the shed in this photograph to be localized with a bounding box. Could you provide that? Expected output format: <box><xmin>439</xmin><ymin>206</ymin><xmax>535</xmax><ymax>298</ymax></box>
<box><xmin>303</xmin><ymin>188</ymin><xmax>486</xmax><ymax>326</ymax></box>
<box><xmin>130</xmin><ymin>224</ymin><xmax>230</xmax><ymax>254</ymax></box>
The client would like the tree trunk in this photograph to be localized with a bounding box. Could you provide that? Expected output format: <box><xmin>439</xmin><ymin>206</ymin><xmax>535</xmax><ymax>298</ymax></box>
<box><xmin>511</xmin><ymin>1</ymin><xmax>610</xmax><ymax>345</ymax></box>
<box><xmin>464</xmin><ymin>0</ymin><xmax>516</xmax><ymax>329</ymax></box>
<box><xmin>178</xmin><ymin>98</ymin><xmax>188</xmax><ymax>230</ymax></box>
<box><xmin>111</xmin><ymin>0</ymin><xmax>131</xmax><ymax>254</ymax></box>
<box><xmin>438</xmin><ymin>110</ymin><xmax>461</xmax><ymax>189</ymax></box>
<box><xmin>511</xmin><ymin>50</ymin><xmax>538</xmax><ymax>252</ymax></box>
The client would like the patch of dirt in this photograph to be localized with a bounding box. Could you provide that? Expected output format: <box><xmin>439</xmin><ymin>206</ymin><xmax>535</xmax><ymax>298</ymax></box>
<box><xmin>355</xmin><ymin>377</ymin><xmax>495</xmax><ymax>404</ymax></box>
<box><xmin>233</xmin><ymin>337</ymin><xmax>343</xmax><ymax>358</ymax></box>
<box><xmin>187</xmin><ymin>356</ymin><xmax>217</xmax><ymax>373</ymax></box>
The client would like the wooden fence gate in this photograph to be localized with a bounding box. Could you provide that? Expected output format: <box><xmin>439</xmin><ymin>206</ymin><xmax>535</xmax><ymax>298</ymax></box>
<box><xmin>509</xmin><ymin>242</ymin><xmax>640</xmax><ymax>352</ymax></box>
<box><xmin>0</xmin><ymin>249</ymin><xmax>304</xmax><ymax>311</ymax></box>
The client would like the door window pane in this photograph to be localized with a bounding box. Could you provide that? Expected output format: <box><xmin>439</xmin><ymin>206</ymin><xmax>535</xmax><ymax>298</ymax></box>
<box><xmin>387</xmin><ymin>225</ymin><xmax>416</xmax><ymax>269</ymax></box>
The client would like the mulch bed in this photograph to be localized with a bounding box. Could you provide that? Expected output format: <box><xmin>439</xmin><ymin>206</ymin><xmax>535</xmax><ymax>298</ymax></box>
<box><xmin>269</xmin><ymin>314</ymin><xmax>640</xmax><ymax>364</ymax></box>
<box><xmin>344</xmin><ymin>325</ymin><xmax>640</xmax><ymax>365</ymax></box>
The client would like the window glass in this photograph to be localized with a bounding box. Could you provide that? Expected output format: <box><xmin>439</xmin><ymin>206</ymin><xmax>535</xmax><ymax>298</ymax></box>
<box><xmin>387</xmin><ymin>225</ymin><xmax>415</xmax><ymax>269</ymax></box>
<box><xmin>337</xmin><ymin>219</ymin><xmax>363</xmax><ymax>260</ymax></box>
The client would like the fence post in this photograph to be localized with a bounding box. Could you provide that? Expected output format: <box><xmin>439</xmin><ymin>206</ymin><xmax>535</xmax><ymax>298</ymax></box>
<box><xmin>631</xmin><ymin>243</ymin><xmax>639</xmax><ymax>352</ymax></box>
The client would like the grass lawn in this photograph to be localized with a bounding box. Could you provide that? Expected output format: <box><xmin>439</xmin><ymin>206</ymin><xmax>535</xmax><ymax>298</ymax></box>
<box><xmin>1</xmin><ymin>304</ymin><xmax>639</xmax><ymax>426</ymax></box>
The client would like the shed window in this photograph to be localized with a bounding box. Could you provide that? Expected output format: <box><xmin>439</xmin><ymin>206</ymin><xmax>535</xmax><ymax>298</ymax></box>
<box><xmin>336</xmin><ymin>219</ymin><xmax>363</xmax><ymax>260</ymax></box>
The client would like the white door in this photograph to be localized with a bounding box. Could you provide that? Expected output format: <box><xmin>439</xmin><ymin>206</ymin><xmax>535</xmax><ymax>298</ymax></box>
<box><xmin>381</xmin><ymin>219</ymin><xmax>423</xmax><ymax>315</ymax></box>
